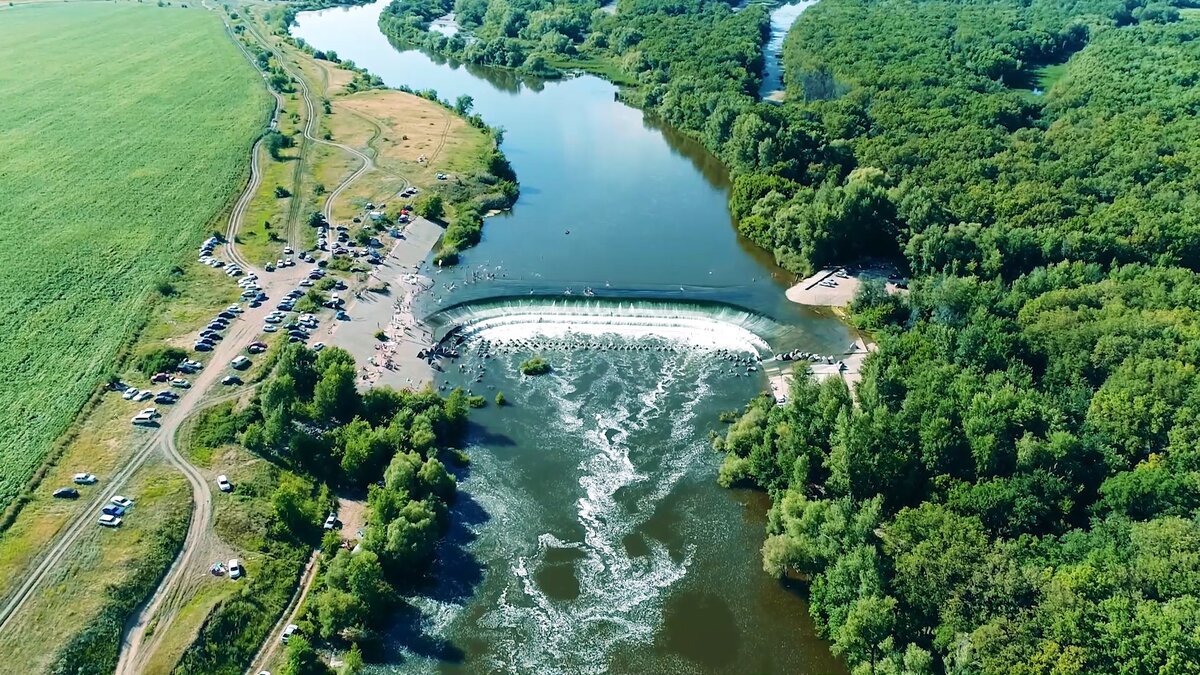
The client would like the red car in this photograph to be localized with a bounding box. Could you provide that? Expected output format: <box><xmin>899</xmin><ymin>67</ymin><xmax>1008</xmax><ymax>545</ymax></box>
<box><xmin>151</xmin><ymin>372</ymin><xmax>170</xmax><ymax>383</ymax></box>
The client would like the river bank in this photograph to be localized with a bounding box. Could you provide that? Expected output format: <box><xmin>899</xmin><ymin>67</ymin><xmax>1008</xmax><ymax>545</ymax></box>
<box><xmin>326</xmin><ymin>216</ymin><xmax>441</xmax><ymax>390</ymax></box>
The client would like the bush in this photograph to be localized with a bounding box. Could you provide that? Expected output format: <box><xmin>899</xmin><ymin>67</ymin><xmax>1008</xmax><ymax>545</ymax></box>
<box><xmin>275</xmin><ymin>185</ymin><xmax>291</xmax><ymax>198</ymax></box>
<box><xmin>467</xmin><ymin>395</ymin><xmax>486</xmax><ymax>408</ymax></box>
<box><xmin>495</xmin><ymin>391</ymin><xmax>507</xmax><ymax>406</ymax></box>
<box><xmin>374</xmin><ymin>329</ymin><xmax>387</xmax><ymax>342</ymax></box>
<box><xmin>414</xmin><ymin>192</ymin><xmax>444</xmax><ymax>220</ymax></box>
<box><xmin>520</xmin><ymin>356</ymin><xmax>551</xmax><ymax>376</ymax></box>
<box><xmin>135</xmin><ymin>346</ymin><xmax>188</xmax><ymax>378</ymax></box>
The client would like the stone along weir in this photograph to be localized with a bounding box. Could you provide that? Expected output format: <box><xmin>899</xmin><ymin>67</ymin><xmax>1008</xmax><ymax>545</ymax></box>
<box><xmin>294</xmin><ymin>3</ymin><xmax>849</xmax><ymax>673</ymax></box>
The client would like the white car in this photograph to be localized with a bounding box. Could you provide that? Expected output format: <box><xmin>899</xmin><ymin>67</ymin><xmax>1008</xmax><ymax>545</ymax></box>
<box><xmin>281</xmin><ymin>624</ymin><xmax>299</xmax><ymax>644</ymax></box>
<box><xmin>217</xmin><ymin>475</ymin><xmax>232</xmax><ymax>492</ymax></box>
<box><xmin>139</xmin><ymin>407</ymin><xmax>160</xmax><ymax>419</ymax></box>
<box><xmin>73</xmin><ymin>473</ymin><xmax>98</xmax><ymax>485</ymax></box>
<box><xmin>170</xmin><ymin>378</ymin><xmax>190</xmax><ymax>389</ymax></box>
<box><xmin>263</xmin><ymin>324</ymin><xmax>279</xmax><ymax>333</ymax></box>
<box><xmin>299</xmin><ymin>279</ymin><xmax>314</xmax><ymax>287</ymax></box>
<box><xmin>111</xmin><ymin>495</ymin><xmax>134</xmax><ymax>508</ymax></box>
<box><xmin>227</xmin><ymin>304</ymin><xmax>243</xmax><ymax>314</ymax></box>
<box><xmin>135</xmin><ymin>390</ymin><xmax>154</xmax><ymax>402</ymax></box>
<box><xmin>312</xmin><ymin>342</ymin><xmax>326</xmax><ymax>352</ymax></box>
<box><xmin>122</xmin><ymin>388</ymin><xmax>140</xmax><ymax>401</ymax></box>
<box><xmin>98</xmin><ymin>514</ymin><xmax>122</xmax><ymax>528</ymax></box>
<box><xmin>131</xmin><ymin>412</ymin><xmax>156</xmax><ymax>426</ymax></box>
<box><xmin>265</xmin><ymin>315</ymin><xmax>282</xmax><ymax>324</ymax></box>
<box><xmin>228</xmin><ymin>558</ymin><xmax>243</xmax><ymax>580</ymax></box>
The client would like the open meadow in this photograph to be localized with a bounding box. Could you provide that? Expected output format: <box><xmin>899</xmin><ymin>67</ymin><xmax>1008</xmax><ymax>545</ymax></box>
<box><xmin>0</xmin><ymin>2</ymin><xmax>269</xmax><ymax>508</ymax></box>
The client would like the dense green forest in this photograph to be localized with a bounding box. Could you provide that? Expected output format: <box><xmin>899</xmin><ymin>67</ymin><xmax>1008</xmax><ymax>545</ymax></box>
<box><xmin>379</xmin><ymin>0</ymin><xmax>1200</xmax><ymax>670</ymax></box>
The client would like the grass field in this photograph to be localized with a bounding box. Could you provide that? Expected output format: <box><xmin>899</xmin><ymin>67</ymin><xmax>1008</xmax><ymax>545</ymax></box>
<box><xmin>0</xmin><ymin>2</ymin><xmax>269</xmax><ymax>507</ymax></box>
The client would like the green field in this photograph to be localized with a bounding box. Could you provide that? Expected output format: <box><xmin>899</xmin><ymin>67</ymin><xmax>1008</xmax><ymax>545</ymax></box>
<box><xmin>0</xmin><ymin>3</ymin><xmax>269</xmax><ymax>507</ymax></box>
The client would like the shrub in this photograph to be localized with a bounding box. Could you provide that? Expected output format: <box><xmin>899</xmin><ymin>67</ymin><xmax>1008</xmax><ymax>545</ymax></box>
<box><xmin>520</xmin><ymin>356</ymin><xmax>551</xmax><ymax>376</ymax></box>
<box><xmin>495</xmin><ymin>391</ymin><xmax>507</xmax><ymax>406</ymax></box>
<box><xmin>374</xmin><ymin>329</ymin><xmax>387</xmax><ymax>342</ymax></box>
<box><xmin>274</xmin><ymin>185</ymin><xmax>291</xmax><ymax>198</ymax></box>
<box><xmin>135</xmin><ymin>346</ymin><xmax>188</xmax><ymax>378</ymax></box>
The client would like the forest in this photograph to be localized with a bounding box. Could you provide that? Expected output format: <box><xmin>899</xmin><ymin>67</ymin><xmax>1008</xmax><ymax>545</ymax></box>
<box><xmin>377</xmin><ymin>0</ymin><xmax>1200</xmax><ymax>670</ymax></box>
<box><xmin>716</xmin><ymin>2</ymin><xmax>1200</xmax><ymax>674</ymax></box>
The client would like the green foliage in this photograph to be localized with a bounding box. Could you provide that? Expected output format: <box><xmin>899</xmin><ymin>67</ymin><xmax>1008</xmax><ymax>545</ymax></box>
<box><xmin>265</xmin><ymin>130</ymin><xmax>293</xmax><ymax>160</ymax></box>
<box><xmin>275</xmin><ymin>185</ymin><xmax>291</xmax><ymax>198</ymax></box>
<box><xmin>413</xmin><ymin>191</ymin><xmax>445</xmax><ymax>220</ymax></box>
<box><xmin>134</xmin><ymin>346</ymin><xmax>188</xmax><ymax>378</ymax></box>
<box><xmin>495</xmin><ymin>391</ymin><xmax>507</xmax><ymax>406</ymax></box>
<box><xmin>520</xmin><ymin>356</ymin><xmax>551</xmax><ymax>375</ymax></box>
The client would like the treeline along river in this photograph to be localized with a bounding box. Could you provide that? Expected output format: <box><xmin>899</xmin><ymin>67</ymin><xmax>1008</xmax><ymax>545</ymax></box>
<box><xmin>294</xmin><ymin>2</ymin><xmax>849</xmax><ymax>671</ymax></box>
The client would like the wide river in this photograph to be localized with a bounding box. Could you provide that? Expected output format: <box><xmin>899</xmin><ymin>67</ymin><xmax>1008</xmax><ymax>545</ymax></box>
<box><xmin>294</xmin><ymin>3</ymin><xmax>848</xmax><ymax>672</ymax></box>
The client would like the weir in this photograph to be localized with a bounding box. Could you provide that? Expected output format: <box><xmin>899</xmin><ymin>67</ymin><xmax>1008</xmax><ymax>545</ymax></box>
<box><xmin>425</xmin><ymin>295</ymin><xmax>788</xmax><ymax>355</ymax></box>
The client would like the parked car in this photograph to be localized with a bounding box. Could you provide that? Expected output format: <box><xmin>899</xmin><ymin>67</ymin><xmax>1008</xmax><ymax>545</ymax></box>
<box><xmin>73</xmin><ymin>473</ymin><xmax>98</xmax><ymax>485</ymax></box>
<box><xmin>122</xmin><ymin>388</ymin><xmax>140</xmax><ymax>401</ymax></box>
<box><xmin>281</xmin><ymin>624</ymin><xmax>299</xmax><ymax>644</ymax></box>
<box><xmin>263</xmin><ymin>324</ymin><xmax>279</xmax><ymax>333</ymax></box>
<box><xmin>131</xmin><ymin>412</ymin><xmax>156</xmax><ymax>426</ymax></box>
<box><xmin>98</xmin><ymin>514</ymin><xmax>122</xmax><ymax>528</ymax></box>
<box><xmin>221</xmin><ymin>375</ymin><xmax>243</xmax><ymax>386</ymax></box>
<box><xmin>218</xmin><ymin>311</ymin><xmax>236</xmax><ymax>320</ymax></box>
<box><xmin>217</xmin><ymin>475</ymin><xmax>232</xmax><ymax>492</ymax></box>
<box><xmin>53</xmin><ymin>487</ymin><xmax>79</xmax><ymax>499</ymax></box>
<box><xmin>170</xmin><ymin>378</ymin><xmax>190</xmax><ymax>388</ymax></box>
<box><xmin>228</xmin><ymin>558</ymin><xmax>243</xmax><ymax>580</ymax></box>
<box><xmin>111</xmin><ymin>495</ymin><xmax>134</xmax><ymax>508</ymax></box>
<box><xmin>312</xmin><ymin>342</ymin><xmax>326</xmax><ymax>352</ymax></box>
<box><xmin>231</xmin><ymin>356</ymin><xmax>251</xmax><ymax>370</ymax></box>
<box><xmin>151</xmin><ymin>372</ymin><xmax>170</xmax><ymax>384</ymax></box>
<box><xmin>323</xmin><ymin>512</ymin><xmax>338</xmax><ymax>530</ymax></box>
<box><xmin>194</xmin><ymin>342</ymin><xmax>213</xmax><ymax>352</ymax></box>
<box><xmin>102</xmin><ymin>504</ymin><xmax>126</xmax><ymax>517</ymax></box>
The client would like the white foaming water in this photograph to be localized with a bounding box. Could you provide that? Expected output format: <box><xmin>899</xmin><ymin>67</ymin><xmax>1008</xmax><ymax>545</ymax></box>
<box><xmin>473</xmin><ymin>349</ymin><xmax>711</xmax><ymax>674</ymax></box>
<box><xmin>430</xmin><ymin>297</ymin><xmax>779</xmax><ymax>355</ymax></box>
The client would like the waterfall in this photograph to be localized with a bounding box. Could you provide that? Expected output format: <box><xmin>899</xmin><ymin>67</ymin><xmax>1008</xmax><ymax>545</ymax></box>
<box><xmin>425</xmin><ymin>296</ymin><xmax>786</xmax><ymax>355</ymax></box>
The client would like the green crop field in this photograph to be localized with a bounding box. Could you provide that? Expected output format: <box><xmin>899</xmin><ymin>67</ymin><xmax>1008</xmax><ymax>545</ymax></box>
<box><xmin>0</xmin><ymin>3</ymin><xmax>269</xmax><ymax>507</ymax></box>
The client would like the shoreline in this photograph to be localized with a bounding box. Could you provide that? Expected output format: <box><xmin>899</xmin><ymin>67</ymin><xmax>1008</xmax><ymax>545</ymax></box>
<box><xmin>325</xmin><ymin>217</ymin><xmax>442</xmax><ymax>391</ymax></box>
<box><xmin>767</xmin><ymin>265</ymin><xmax>900</xmax><ymax>402</ymax></box>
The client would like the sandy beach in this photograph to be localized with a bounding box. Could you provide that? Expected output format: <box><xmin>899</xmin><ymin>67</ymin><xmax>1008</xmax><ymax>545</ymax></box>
<box><xmin>325</xmin><ymin>217</ymin><xmax>442</xmax><ymax>391</ymax></box>
<box><xmin>785</xmin><ymin>265</ymin><xmax>905</xmax><ymax>306</ymax></box>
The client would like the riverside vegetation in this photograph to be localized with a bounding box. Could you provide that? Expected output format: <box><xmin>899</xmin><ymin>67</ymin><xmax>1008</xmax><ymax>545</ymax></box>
<box><xmin>387</xmin><ymin>0</ymin><xmax>1200</xmax><ymax>672</ymax></box>
<box><xmin>172</xmin><ymin>344</ymin><xmax>468</xmax><ymax>674</ymax></box>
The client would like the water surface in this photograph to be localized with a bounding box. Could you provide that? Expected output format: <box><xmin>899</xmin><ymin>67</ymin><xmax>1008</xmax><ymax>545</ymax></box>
<box><xmin>293</xmin><ymin>4</ymin><xmax>848</xmax><ymax>672</ymax></box>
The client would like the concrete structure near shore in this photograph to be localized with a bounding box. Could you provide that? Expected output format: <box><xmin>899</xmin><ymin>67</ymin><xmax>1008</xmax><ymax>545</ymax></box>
<box><xmin>325</xmin><ymin>217</ymin><xmax>442</xmax><ymax>391</ymax></box>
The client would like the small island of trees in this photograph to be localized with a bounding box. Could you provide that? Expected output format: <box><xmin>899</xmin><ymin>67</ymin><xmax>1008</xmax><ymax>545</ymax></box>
<box><xmin>519</xmin><ymin>356</ymin><xmax>550</xmax><ymax>376</ymax></box>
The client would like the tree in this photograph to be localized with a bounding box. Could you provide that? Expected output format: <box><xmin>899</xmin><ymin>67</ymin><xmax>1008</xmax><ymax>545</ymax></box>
<box><xmin>279</xmin><ymin>635</ymin><xmax>331</xmax><ymax>675</ymax></box>
<box><xmin>833</xmin><ymin>595</ymin><xmax>896</xmax><ymax>674</ymax></box>
<box><xmin>265</xmin><ymin>130</ymin><xmax>292</xmax><ymax>160</ymax></box>
<box><xmin>414</xmin><ymin>192</ymin><xmax>444</xmax><ymax>220</ymax></box>
<box><xmin>454</xmin><ymin>94</ymin><xmax>474</xmax><ymax>115</ymax></box>
<box><xmin>312</xmin><ymin>362</ymin><xmax>361</xmax><ymax>424</ymax></box>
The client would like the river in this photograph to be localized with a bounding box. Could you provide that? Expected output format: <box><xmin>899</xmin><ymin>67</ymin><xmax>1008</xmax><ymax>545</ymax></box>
<box><xmin>293</xmin><ymin>3</ymin><xmax>847</xmax><ymax>672</ymax></box>
<box><xmin>760</xmin><ymin>0</ymin><xmax>819</xmax><ymax>100</ymax></box>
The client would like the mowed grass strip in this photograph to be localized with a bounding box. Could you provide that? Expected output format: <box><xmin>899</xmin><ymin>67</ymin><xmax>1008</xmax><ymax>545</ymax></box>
<box><xmin>0</xmin><ymin>3</ymin><xmax>269</xmax><ymax>506</ymax></box>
